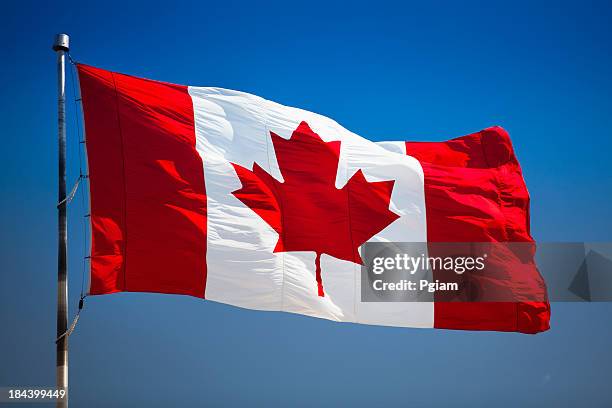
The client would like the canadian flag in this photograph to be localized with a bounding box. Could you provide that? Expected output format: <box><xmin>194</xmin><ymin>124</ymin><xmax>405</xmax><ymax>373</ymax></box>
<box><xmin>78</xmin><ymin>64</ymin><xmax>550</xmax><ymax>334</ymax></box>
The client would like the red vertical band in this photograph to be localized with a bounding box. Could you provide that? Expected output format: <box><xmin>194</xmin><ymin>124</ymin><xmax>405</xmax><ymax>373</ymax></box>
<box><xmin>78</xmin><ymin>64</ymin><xmax>207</xmax><ymax>298</ymax></box>
<box><xmin>407</xmin><ymin>127</ymin><xmax>550</xmax><ymax>334</ymax></box>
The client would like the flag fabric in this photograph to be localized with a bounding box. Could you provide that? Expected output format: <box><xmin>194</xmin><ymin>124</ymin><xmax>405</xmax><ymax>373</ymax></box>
<box><xmin>77</xmin><ymin>64</ymin><xmax>550</xmax><ymax>334</ymax></box>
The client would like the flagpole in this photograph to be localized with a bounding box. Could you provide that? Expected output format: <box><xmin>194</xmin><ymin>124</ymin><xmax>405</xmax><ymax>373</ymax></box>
<box><xmin>53</xmin><ymin>33</ymin><xmax>70</xmax><ymax>408</ymax></box>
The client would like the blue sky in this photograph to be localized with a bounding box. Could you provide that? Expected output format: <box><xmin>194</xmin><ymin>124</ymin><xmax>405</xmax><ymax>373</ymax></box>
<box><xmin>1</xmin><ymin>0</ymin><xmax>612</xmax><ymax>406</ymax></box>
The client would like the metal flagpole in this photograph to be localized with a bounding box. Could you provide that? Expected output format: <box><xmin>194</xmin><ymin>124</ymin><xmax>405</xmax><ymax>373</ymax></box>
<box><xmin>53</xmin><ymin>33</ymin><xmax>70</xmax><ymax>408</ymax></box>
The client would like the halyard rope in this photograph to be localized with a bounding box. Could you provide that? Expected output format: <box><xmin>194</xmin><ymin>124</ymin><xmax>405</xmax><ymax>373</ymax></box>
<box><xmin>55</xmin><ymin>54</ymin><xmax>90</xmax><ymax>344</ymax></box>
<box><xmin>55</xmin><ymin>297</ymin><xmax>85</xmax><ymax>344</ymax></box>
<box><xmin>56</xmin><ymin>175</ymin><xmax>82</xmax><ymax>208</ymax></box>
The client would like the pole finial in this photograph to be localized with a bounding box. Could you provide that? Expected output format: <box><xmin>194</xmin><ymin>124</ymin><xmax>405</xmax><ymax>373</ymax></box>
<box><xmin>53</xmin><ymin>33</ymin><xmax>70</xmax><ymax>52</ymax></box>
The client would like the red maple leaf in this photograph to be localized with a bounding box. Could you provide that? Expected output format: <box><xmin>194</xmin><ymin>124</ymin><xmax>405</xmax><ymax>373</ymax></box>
<box><xmin>231</xmin><ymin>121</ymin><xmax>399</xmax><ymax>296</ymax></box>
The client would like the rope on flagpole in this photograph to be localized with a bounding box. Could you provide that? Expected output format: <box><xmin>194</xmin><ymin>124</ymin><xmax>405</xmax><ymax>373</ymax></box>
<box><xmin>55</xmin><ymin>297</ymin><xmax>86</xmax><ymax>344</ymax></box>
<box><xmin>67</xmin><ymin>53</ymin><xmax>77</xmax><ymax>66</ymax></box>
<box><xmin>53</xmin><ymin>49</ymin><xmax>91</xmax><ymax>347</ymax></box>
<box><xmin>56</xmin><ymin>175</ymin><xmax>83</xmax><ymax>208</ymax></box>
<box><xmin>67</xmin><ymin>55</ymin><xmax>90</xmax><ymax>302</ymax></box>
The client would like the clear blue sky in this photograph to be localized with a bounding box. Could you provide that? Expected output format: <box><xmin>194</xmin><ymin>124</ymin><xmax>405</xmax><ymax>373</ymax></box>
<box><xmin>2</xmin><ymin>1</ymin><xmax>612</xmax><ymax>406</ymax></box>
